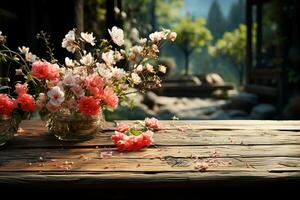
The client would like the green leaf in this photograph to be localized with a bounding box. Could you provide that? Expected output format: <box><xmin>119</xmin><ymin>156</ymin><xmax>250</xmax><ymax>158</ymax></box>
<box><xmin>0</xmin><ymin>86</ymin><xmax>10</xmax><ymax>91</ymax></box>
<box><xmin>128</xmin><ymin>129</ymin><xmax>142</xmax><ymax>136</ymax></box>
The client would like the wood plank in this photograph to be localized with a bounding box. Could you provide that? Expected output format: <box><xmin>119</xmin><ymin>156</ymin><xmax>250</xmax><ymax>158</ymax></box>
<box><xmin>1</xmin><ymin>144</ymin><xmax>300</xmax><ymax>161</ymax></box>
<box><xmin>1</xmin><ymin>171</ymin><xmax>300</xmax><ymax>189</ymax></box>
<box><xmin>19</xmin><ymin>120</ymin><xmax>300</xmax><ymax>132</ymax></box>
<box><xmin>148</xmin><ymin>120</ymin><xmax>300</xmax><ymax>130</ymax></box>
<box><xmin>244</xmin><ymin>84</ymin><xmax>278</xmax><ymax>97</ymax></box>
<box><xmin>0</xmin><ymin>147</ymin><xmax>300</xmax><ymax>172</ymax></box>
<box><xmin>9</xmin><ymin>126</ymin><xmax>300</xmax><ymax>148</ymax></box>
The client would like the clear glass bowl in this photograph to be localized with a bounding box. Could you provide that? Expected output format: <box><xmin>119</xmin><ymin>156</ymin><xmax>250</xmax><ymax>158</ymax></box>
<box><xmin>46</xmin><ymin>111</ymin><xmax>104</xmax><ymax>142</ymax></box>
<box><xmin>0</xmin><ymin>116</ymin><xmax>19</xmax><ymax>146</ymax></box>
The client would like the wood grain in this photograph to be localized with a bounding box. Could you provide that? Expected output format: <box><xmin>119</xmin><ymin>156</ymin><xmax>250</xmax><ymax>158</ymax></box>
<box><xmin>0</xmin><ymin>120</ymin><xmax>299</xmax><ymax>188</ymax></box>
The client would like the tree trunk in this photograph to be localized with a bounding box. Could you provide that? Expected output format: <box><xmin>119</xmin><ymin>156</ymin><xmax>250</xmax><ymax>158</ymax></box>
<box><xmin>184</xmin><ymin>51</ymin><xmax>190</xmax><ymax>75</ymax></box>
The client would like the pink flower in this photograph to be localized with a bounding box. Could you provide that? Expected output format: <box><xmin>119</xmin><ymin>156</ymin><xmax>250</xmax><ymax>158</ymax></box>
<box><xmin>85</xmin><ymin>73</ymin><xmax>104</xmax><ymax>89</ymax></box>
<box><xmin>194</xmin><ymin>162</ymin><xmax>209</xmax><ymax>171</ymax></box>
<box><xmin>84</xmin><ymin>73</ymin><xmax>104</xmax><ymax>96</ymax></box>
<box><xmin>31</xmin><ymin>61</ymin><xmax>59</xmax><ymax>80</ymax></box>
<box><xmin>116</xmin><ymin>122</ymin><xmax>129</xmax><ymax>133</ymax></box>
<box><xmin>145</xmin><ymin>117</ymin><xmax>161</xmax><ymax>130</ymax></box>
<box><xmin>15</xmin><ymin>83</ymin><xmax>28</xmax><ymax>95</ymax></box>
<box><xmin>111</xmin><ymin>130</ymin><xmax>154</xmax><ymax>151</ymax></box>
<box><xmin>141</xmin><ymin>130</ymin><xmax>154</xmax><ymax>145</ymax></box>
<box><xmin>17</xmin><ymin>94</ymin><xmax>35</xmax><ymax>112</ymax></box>
<box><xmin>38</xmin><ymin>93</ymin><xmax>47</xmax><ymax>103</ymax></box>
<box><xmin>78</xmin><ymin>96</ymin><xmax>101</xmax><ymax>116</ymax></box>
<box><xmin>71</xmin><ymin>85</ymin><xmax>85</xmax><ymax>98</ymax></box>
<box><xmin>0</xmin><ymin>94</ymin><xmax>17</xmax><ymax>118</ymax></box>
<box><xmin>99</xmin><ymin>87</ymin><xmax>118</xmax><ymax>108</ymax></box>
<box><xmin>46</xmin><ymin>102</ymin><xmax>60</xmax><ymax>113</ymax></box>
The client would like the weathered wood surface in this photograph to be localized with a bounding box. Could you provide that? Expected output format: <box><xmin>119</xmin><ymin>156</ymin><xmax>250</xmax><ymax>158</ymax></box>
<box><xmin>0</xmin><ymin>120</ymin><xmax>300</xmax><ymax>189</ymax></box>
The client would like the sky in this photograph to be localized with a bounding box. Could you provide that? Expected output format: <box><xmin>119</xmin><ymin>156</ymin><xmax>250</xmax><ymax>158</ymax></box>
<box><xmin>182</xmin><ymin>0</ymin><xmax>239</xmax><ymax>18</ymax></box>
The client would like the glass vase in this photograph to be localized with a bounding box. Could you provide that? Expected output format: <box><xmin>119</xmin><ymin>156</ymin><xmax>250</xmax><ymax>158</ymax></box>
<box><xmin>0</xmin><ymin>116</ymin><xmax>20</xmax><ymax>146</ymax></box>
<box><xmin>46</xmin><ymin>111</ymin><xmax>104</xmax><ymax>142</ymax></box>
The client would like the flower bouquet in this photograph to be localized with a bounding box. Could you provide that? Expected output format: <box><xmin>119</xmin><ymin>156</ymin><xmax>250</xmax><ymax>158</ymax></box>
<box><xmin>0</xmin><ymin>27</ymin><xmax>176</xmax><ymax>143</ymax></box>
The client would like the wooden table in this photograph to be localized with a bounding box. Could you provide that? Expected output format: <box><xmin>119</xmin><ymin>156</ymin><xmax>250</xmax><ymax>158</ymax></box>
<box><xmin>0</xmin><ymin>120</ymin><xmax>300</xmax><ymax>196</ymax></box>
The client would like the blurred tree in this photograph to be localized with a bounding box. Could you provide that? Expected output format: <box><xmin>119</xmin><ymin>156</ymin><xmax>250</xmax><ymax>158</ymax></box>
<box><xmin>207</xmin><ymin>0</ymin><xmax>227</xmax><ymax>41</ymax></box>
<box><xmin>173</xmin><ymin>16</ymin><xmax>213</xmax><ymax>75</ymax></box>
<box><xmin>156</xmin><ymin>0</ymin><xmax>183</xmax><ymax>28</ymax></box>
<box><xmin>209</xmin><ymin>24</ymin><xmax>256</xmax><ymax>83</ymax></box>
<box><xmin>84</xmin><ymin>0</ymin><xmax>106</xmax><ymax>38</ymax></box>
<box><xmin>227</xmin><ymin>0</ymin><xmax>246</xmax><ymax>31</ymax></box>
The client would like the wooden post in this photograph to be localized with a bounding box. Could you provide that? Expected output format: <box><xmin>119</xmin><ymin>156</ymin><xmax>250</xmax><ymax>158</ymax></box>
<box><xmin>74</xmin><ymin>0</ymin><xmax>84</xmax><ymax>33</ymax></box>
<box><xmin>256</xmin><ymin>0</ymin><xmax>262</xmax><ymax>68</ymax></box>
<box><xmin>245</xmin><ymin>0</ymin><xmax>253</xmax><ymax>85</ymax></box>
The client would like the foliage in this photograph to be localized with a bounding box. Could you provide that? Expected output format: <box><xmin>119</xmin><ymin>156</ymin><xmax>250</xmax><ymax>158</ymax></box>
<box><xmin>172</xmin><ymin>15</ymin><xmax>213</xmax><ymax>75</ymax></box>
<box><xmin>209</xmin><ymin>24</ymin><xmax>256</xmax><ymax>65</ymax></box>
<box><xmin>156</xmin><ymin>0</ymin><xmax>183</xmax><ymax>27</ymax></box>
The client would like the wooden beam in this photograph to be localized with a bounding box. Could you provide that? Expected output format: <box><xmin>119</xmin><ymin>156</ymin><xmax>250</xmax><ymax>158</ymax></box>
<box><xmin>245</xmin><ymin>0</ymin><xmax>253</xmax><ymax>85</ymax></box>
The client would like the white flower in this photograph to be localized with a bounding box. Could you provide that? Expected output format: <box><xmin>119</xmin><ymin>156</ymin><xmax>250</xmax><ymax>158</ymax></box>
<box><xmin>151</xmin><ymin>44</ymin><xmax>159</xmax><ymax>53</ymax></box>
<box><xmin>169</xmin><ymin>31</ymin><xmax>177</xmax><ymax>41</ymax></box>
<box><xmin>62</xmin><ymin>30</ymin><xmax>77</xmax><ymax>53</ymax></box>
<box><xmin>0</xmin><ymin>31</ymin><xmax>5</xmax><ymax>43</ymax></box>
<box><xmin>62</xmin><ymin>71</ymin><xmax>76</xmax><ymax>86</ymax></box>
<box><xmin>135</xmin><ymin>64</ymin><xmax>143</xmax><ymax>72</ymax></box>
<box><xmin>131</xmin><ymin>73</ymin><xmax>141</xmax><ymax>84</ymax></box>
<box><xmin>158</xmin><ymin>65</ymin><xmax>167</xmax><ymax>73</ymax></box>
<box><xmin>25</xmin><ymin>52</ymin><xmax>37</xmax><ymax>62</ymax></box>
<box><xmin>146</xmin><ymin>63</ymin><xmax>154</xmax><ymax>73</ymax></box>
<box><xmin>80</xmin><ymin>32</ymin><xmax>96</xmax><ymax>46</ymax></box>
<box><xmin>47</xmin><ymin>86</ymin><xmax>65</xmax><ymax>106</ymax></box>
<box><xmin>139</xmin><ymin>38</ymin><xmax>147</xmax><ymax>45</ymax></box>
<box><xmin>130</xmin><ymin>45</ymin><xmax>143</xmax><ymax>54</ymax></box>
<box><xmin>18</xmin><ymin>46</ymin><xmax>36</xmax><ymax>62</ymax></box>
<box><xmin>18</xmin><ymin>46</ymin><xmax>29</xmax><ymax>54</ymax></box>
<box><xmin>111</xmin><ymin>67</ymin><xmax>126</xmax><ymax>80</ymax></box>
<box><xmin>130</xmin><ymin>28</ymin><xmax>139</xmax><ymax>41</ymax></box>
<box><xmin>149</xmin><ymin>31</ymin><xmax>165</xmax><ymax>43</ymax></box>
<box><xmin>96</xmin><ymin>63</ymin><xmax>112</xmax><ymax>79</ymax></box>
<box><xmin>102</xmin><ymin>50</ymin><xmax>115</xmax><ymax>66</ymax></box>
<box><xmin>80</xmin><ymin>53</ymin><xmax>93</xmax><ymax>66</ymax></box>
<box><xmin>108</xmin><ymin>26</ymin><xmax>124</xmax><ymax>46</ymax></box>
<box><xmin>15</xmin><ymin>69</ymin><xmax>23</xmax><ymax>75</ymax></box>
<box><xmin>65</xmin><ymin>57</ymin><xmax>75</xmax><ymax>67</ymax></box>
<box><xmin>71</xmin><ymin>85</ymin><xmax>85</xmax><ymax>98</ymax></box>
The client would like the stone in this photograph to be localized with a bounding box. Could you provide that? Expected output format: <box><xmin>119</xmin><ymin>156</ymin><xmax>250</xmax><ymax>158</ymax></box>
<box><xmin>224</xmin><ymin>92</ymin><xmax>258</xmax><ymax>112</ymax></box>
<box><xmin>250</xmin><ymin>104</ymin><xmax>276</xmax><ymax>119</ymax></box>
<box><xmin>227</xmin><ymin>109</ymin><xmax>249</xmax><ymax>119</ymax></box>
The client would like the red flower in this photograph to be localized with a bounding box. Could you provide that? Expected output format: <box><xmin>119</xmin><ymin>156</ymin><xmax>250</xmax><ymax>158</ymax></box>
<box><xmin>17</xmin><ymin>94</ymin><xmax>35</xmax><ymax>112</ymax></box>
<box><xmin>0</xmin><ymin>94</ymin><xmax>17</xmax><ymax>118</ymax></box>
<box><xmin>78</xmin><ymin>96</ymin><xmax>100</xmax><ymax>116</ymax></box>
